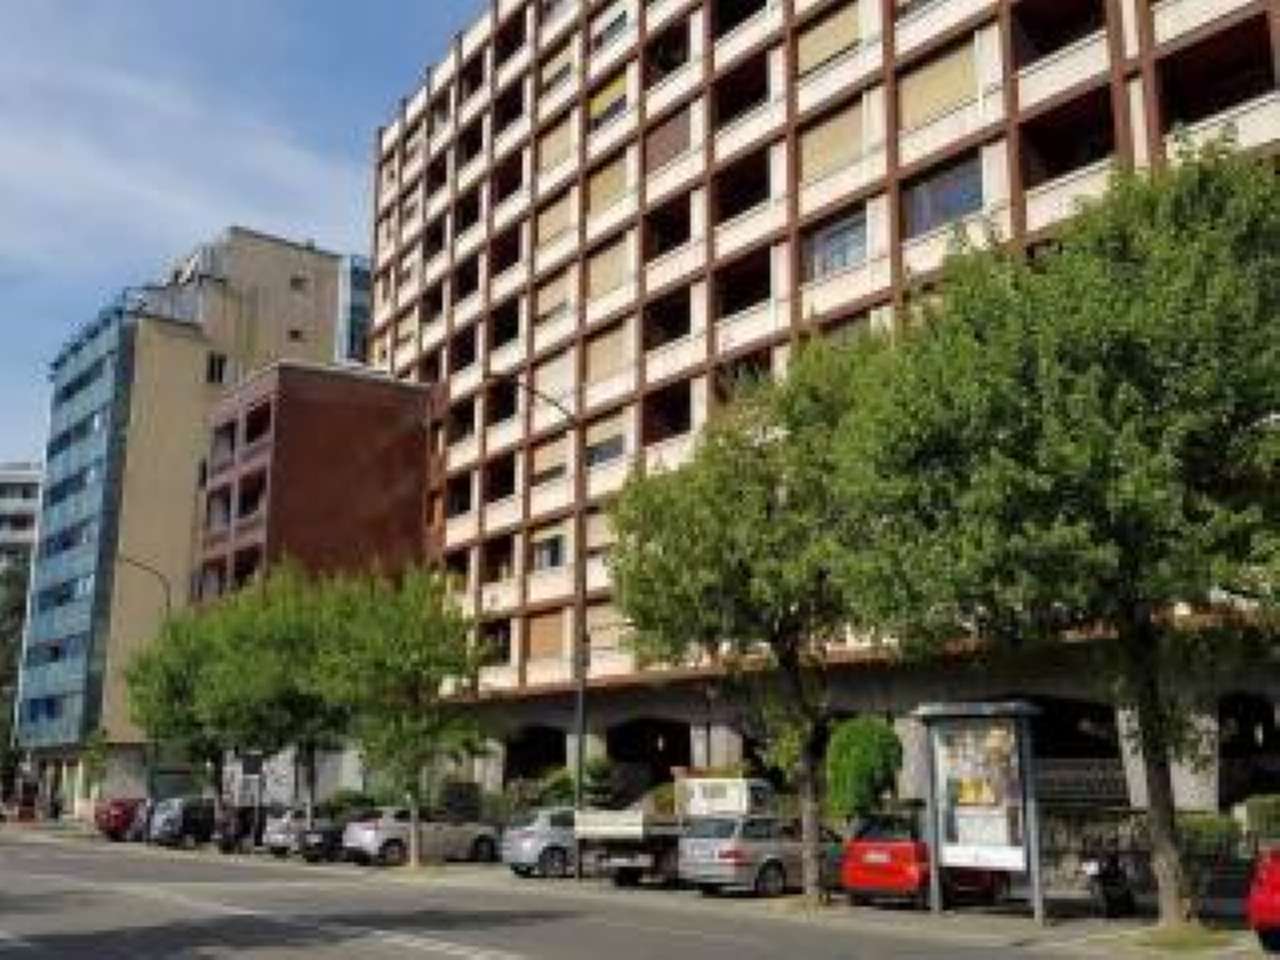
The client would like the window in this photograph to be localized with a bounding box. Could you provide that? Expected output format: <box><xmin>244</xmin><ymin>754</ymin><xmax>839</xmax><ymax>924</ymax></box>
<box><xmin>799</xmin><ymin>104</ymin><xmax>862</xmax><ymax>183</ymax></box>
<box><xmin>644</xmin><ymin>108</ymin><xmax>691</xmax><ymax>173</ymax></box>
<box><xmin>589</xmin><ymin>72</ymin><xmax>628</xmax><ymax>131</ymax></box>
<box><xmin>902</xmin><ymin>154</ymin><xmax>983</xmax><ymax>239</ymax></box>
<box><xmin>530</xmin><ymin>530</ymin><xmax>566</xmax><ymax>571</ymax></box>
<box><xmin>797</xmin><ymin>2</ymin><xmax>860</xmax><ymax>77</ymax></box>
<box><xmin>55</xmin><ymin>356</ymin><xmax>108</xmax><ymax>405</ymax></box>
<box><xmin>288</xmin><ymin>328</ymin><xmax>305</xmax><ymax>343</ymax></box>
<box><xmin>536</xmin><ymin>272</ymin><xmax>571</xmax><ymax>322</ymax></box>
<box><xmin>742</xmin><ymin>819</ymin><xmax>778</xmax><ymax>841</ymax></box>
<box><xmin>898</xmin><ymin>41</ymin><xmax>977</xmax><ymax>131</ymax></box>
<box><xmin>537</xmin><ymin>192</ymin><xmax>573</xmax><ymax>247</ymax></box>
<box><xmin>591</xmin><ymin>7</ymin><xmax>629</xmax><ymax>52</ymax></box>
<box><xmin>586</xmin><ymin>323</ymin><xmax>630</xmax><ymax>384</ymax></box>
<box><xmin>587</xmin><ymin>155</ymin><xmax>628</xmax><ymax>214</ymax></box>
<box><xmin>803</xmin><ymin>209</ymin><xmax>867</xmax><ymax>281</ymax></box>
<box><xmin>206</xmin><ymin>352</ymin><xmax>227</xmax><ymax>385</ymax></box>
<box><xmin>584</xmin><ymin>513</ymin><xmax>615</xmax><ymax>561</ymax></box>
<box><xmin>585</xmin><ymin>413</ymin><xmax>626</xmax><ymax>467</ymax></box>
<box><xmin>526</xmin><ymin>609</ymin><xmax>564</xmax><ymax>660</ymax></box>
<box><xmin>290</xmin><ymin>275</ymin><xmax>310</xmax><ymax>293</ymax></box>
<box><xmin>539</xmin><ymin>116</ymin><xmax>573</xmax><ymax>172</ymax></box>
<box><xmin>531</xmin><ymin>436</ymin><xmax>568</xmax><ymax>486</ymax></box>
<box><xmin>587</xmin><ymin>236</ymin><xmax>629</xmax><ymax>300</ymax></box>
<box><xmin>541</xmin><ymin>42</ymin><xmax>575</xmax><ymax>95</ymax></box>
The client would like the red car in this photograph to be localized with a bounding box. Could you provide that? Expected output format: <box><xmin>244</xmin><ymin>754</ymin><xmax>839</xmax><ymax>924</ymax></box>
<box><xmin>94</xmin><ymin>797</ymin><xmax>145</xmax><ymax>841</ymax></box>
<box><xmin>1249</xmin><ymin>848</ymin><xmax>1280</xmax><ymax>953</ymax></box>
<box><xmin>842</xmin><ymin>813</ymin><xmax>1008</xmax><ymax>908</ymax></box>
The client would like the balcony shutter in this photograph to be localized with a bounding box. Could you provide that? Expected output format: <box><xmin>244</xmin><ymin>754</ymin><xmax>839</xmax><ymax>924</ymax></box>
<box><xmin>536</xmin><ymin>272</ymin><xmax>570</xmax><ymax>319</ymax></box>
<box><xmin>532</xmin><ymin>435</ymin><xmax>568</xmax><ymax>473</ymax></box>
<box><xmin>541</xmin><ymin>43</ymin><xmax>574</xmax><ymax>88</ymax></box>
<box><xmin>585</xmin><ymin>323</ymin><xmax>629</xmax><ymax>383</ymax></box>
<box><xmin>539</xmin><ymin>117</ymin><xmax>573</xmax><ymax>171</ymax></box>
<box><xmin>526</xmin><ymin>609</ymin><xmax>565</xmax><ymax>660</ymax></box>
<box><xmin>589</xmin><ymin>72</ymin><xmax>628</xmax><ymax>124</ymax></box>
<box><xmin>587</xmin><ymin>236</ymin><xmax>629</xmax><ymax>299</ymax></box>
<box><xmin>534</xmin><ymin>349</ymin><xmax>574</xmax><ymax>396</ymax></box>
<box><xmin>898</xmin><ymin>42</ymin><xmax>977</xmax><ymax>131</ymax></box>
<box><xmin>537</xmin><ymin>192</ymin><xmax>573</xmax><ymax>246</ymax></box>
<box><xmin>800</xmin><ymin>104</ymin><xmax>862</xmax><ymax>183</ymax></box>
<box><xmin>588</xmin><ymin>156</ymin><xmax>627</xmax><ymax>213</ymax></box>
<box><xmin>644</xmin><ymin>108</ymin><xmax>691</xmax><ymax>172</ymax></box>
<box><xmin>584</xmin><ymin>511</ymin><xmax>614</xmax><ymax>549</ymax></box>
<box><xmin>797</xmin><ymin>3</ymin><xmax>860</xmax><ymax>76</ymax></box>
<box><xmin>586</xmin><ymin>410</ymin><xmax>626</xmax><ymax>445</ymax></box>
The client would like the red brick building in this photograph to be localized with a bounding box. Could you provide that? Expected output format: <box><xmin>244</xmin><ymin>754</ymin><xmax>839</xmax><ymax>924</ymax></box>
<box><xmin>194</xmin><ymin>361</ymin><xmax>431</xmax><ymax>598</ymax></box>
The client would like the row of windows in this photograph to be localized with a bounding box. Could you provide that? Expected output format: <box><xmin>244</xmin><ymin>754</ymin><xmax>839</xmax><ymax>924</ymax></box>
<box><xmin>39</xmin><ymin>517</ymin><xmax>98</xmax><ymax>561</ymax></box>
<box><xmin>54</xmin><ymin>354</ymin><xmax>110</xmax><ymax>407</ymax></box>
<box><xmin>21</xmin><ymin>695</ymin><xmax>67</xmax><ymax>724</ymax></box>
<box><xmin>45</xmin><ymin>459</ymin><xmax>105</xmax><ymax>508</ymax></box>
<box><xmin>36</xmin><ymin>573</ymin><xmax>94</xmax><ymax>614</ymax></box>
<box><xmin>0</xmin><ymin>482</ymin><xmax>39</xmax><ymax>501</ymax></box>
<box><xmin>24</xmin><ymin>633</ymin><xmax>88</xmax><ymax>669</ymax></box>
<box><xmin>47</xmin><ymin>407</ymin><xmax>108</xmax><ymax>460</ymax></box>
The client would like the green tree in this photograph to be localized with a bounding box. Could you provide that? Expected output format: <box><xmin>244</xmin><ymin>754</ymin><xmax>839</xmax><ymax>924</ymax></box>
<box><xmin>610</xmin><ymin>344</ymin><xmax>878</xmax><ymax>901</ymax></box>
<box><xmin>825</xmin><ymin>717</ymin><xmax>902</xmax><ymax>822</ymax></box>
<box><xmin>0</xmin><ymin>562</ymin><xmax>30</xmax><ymax>797</ymax></box>
<box><xmin>833</xmin><ymin>143</ymin><xmax>1280</xmax><ymax>924</ymax></box>
<box><xmin>316</xmin><ymin>566</ymin><xmax>480</xmax><ymax>868</ymax></box>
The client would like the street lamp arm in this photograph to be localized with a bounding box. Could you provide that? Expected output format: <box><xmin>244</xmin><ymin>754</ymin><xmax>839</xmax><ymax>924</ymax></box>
<box><xmin>116</xmin><ymin>553</ymin><xmax>173</xmax><ymax>619</ymax></box>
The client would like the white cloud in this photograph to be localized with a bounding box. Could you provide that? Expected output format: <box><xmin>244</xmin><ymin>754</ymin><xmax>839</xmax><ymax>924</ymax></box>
<box><xmin>0</xmin><ymin>57</ymin><xmax>368</xmax><ymax>284</ymax></box>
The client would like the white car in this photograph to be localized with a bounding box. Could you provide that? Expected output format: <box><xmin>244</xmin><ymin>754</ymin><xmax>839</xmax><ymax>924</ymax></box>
<box><xmin>262</xmin><ymin>807</ymin><xmax>309</xmax><ymax>857</ymax></box>
<box><xmin>341</xmin><ymin>806</ymin><xmax>499</xmax><ymax>866</ymax></box>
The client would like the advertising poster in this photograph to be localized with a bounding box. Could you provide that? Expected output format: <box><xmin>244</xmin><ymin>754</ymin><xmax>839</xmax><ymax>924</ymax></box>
<box><xmin>932</xmin><ymin>718</ymin><xmax>1027</xmax><ymax>871</ymax></box>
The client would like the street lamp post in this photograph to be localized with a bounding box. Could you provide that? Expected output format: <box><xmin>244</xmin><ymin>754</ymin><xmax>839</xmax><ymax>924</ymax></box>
<box><xmin>503</xmin><ymin>376</ymin><xmax>590</xmax><ymax>877</ymax></box>
<box><xmin>115</xmin><ymin>553</ymin><xmax>174</xmax><ymax>801</ymax></box>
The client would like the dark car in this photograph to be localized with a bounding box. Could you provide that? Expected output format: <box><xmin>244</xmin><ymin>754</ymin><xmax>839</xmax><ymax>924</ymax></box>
<box><xmin>299</xmin><ymin>815</ymin><xmax>353</xmax><ymax>864</ymax></box>
<box><xmin>94</xmin><ymin>798</ymin><xmax>145</xmax><ymax>841</ymax></box>
<box><xmin>150</xmin><ymin>797</ymin><xmax>217</xmax><ymax>847</ymax></box>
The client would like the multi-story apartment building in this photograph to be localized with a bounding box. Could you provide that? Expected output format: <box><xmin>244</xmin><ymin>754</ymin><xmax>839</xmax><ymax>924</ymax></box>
<box><xmin>369</xmin><ymin>0</ymin><xmax>1280</xmax><ymax>804</ymax></box>
<box><xmin>0</xmin><ymin>463</ymin><xmax>41</xmax><ymax>571</ymax></box>
<box><xmin>16</xmin><ymin>228</ymin><xmax>358</xmax><ymax>812</ymax></box>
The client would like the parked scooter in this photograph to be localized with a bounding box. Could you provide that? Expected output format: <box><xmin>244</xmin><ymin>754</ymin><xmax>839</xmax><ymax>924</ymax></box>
<box><xmin>1082</xmin><ymin>848</ymin><xmax>1136</xmax><ymax>917</ymax></box>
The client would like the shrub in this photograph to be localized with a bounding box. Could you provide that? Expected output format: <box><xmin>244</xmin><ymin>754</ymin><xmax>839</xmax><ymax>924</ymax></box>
<box><xmin>825</xmin><ymin>716</ymin><xmax>902</xmax><ymax>821</ymax></box>
<box><xmin>1175</xmin><ymin>812</ymin><xmax>1241</xmax><ymax>857</ymax></box>
<box><xmin>537</xmin><ymin>767</ymin><xmax>576</xmax><ymax>806</ymax></box>
<box><xmin>1247</xmin><ymin>796</ymin><xmax>1280</xmax><ymax>840</ymax></box>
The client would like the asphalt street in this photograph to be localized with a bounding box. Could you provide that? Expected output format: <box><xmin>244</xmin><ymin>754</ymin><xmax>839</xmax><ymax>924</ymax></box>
<box><xmin>0</xmin><ymin>832</ymin><xmax>1239</xmax><ymax>959</ymax></box>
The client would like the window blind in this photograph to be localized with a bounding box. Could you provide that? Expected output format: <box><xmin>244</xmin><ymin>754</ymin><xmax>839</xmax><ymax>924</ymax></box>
<box><xmin>898</xmin><ymin>42</ymin><xmax>977</xmax><ymax>131</ymax></box>
<box><xmin>799</xmin><ymin>104</ymin><xmax>862</xmax><ymax>183</ymax></box>
<box><xmin>797</xmin><ymin>3</ymin><xmax>860</xmax><ymax>76</ymax></box>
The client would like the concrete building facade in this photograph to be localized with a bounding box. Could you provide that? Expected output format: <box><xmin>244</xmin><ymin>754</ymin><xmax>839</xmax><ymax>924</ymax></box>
<box><xmin>366</xmin><ymin>0</ymin><xmax>1280</xmax><ymax>809</ymax></box>
<box><xmin>0</xmin><ymin>463</ymin><xmax>41</xmax><ymax>571</ymax></box>
<box><xmin>16</xmin><ymin>228</ymin><xmax>355</xmax><ymax>811</ymax></box>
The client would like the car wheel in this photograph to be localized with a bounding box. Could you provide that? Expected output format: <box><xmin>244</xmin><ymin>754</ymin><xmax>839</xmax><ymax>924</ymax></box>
<box><xmin>471</xmin><ymin>836</ymin><xmax>497</xmax><ymax>863</ymax></box>
<box><xmin>698</xmin><ymin>884</ymin><xmax>720</xmax><ymax>897</ymax></box>
<box><xmin>510</xmin><ymin>865</ymin><xmax>532</xmax><ymax>878</ymax></box>
<box><xmin>613</xmin><ymin>868</ymin><xmax>643</xmax><ymax>888</ymax></box>
<box><xmin>754</xmin><ymin>862</ymin><xmax>786</xmax><ymax>899</ymax></box>
<box><xmin>848</xmin><ymin>891</ymin><xmax>869</xmax><ymax>907</ymax></box>
<box><xmin>271</xmin><ymin>848</ymin><xmax>289</xmax><ymax>860</ymax></box>
<box><xmin>380</xmin><ymin>840</ymin><xmax>408</xmax><ymax>867</ymax></box>
<box><xmin>539</xmin><ymin>846</ymin><xmax>569</xmax><ymax>879</ymax></box>
<box><xmin>1259</xmin><ymin>930</ymin><xmax>1280</xmax><ymax>954</ymax></box>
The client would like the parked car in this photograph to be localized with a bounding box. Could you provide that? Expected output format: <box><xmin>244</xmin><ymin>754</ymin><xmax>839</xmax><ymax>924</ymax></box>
<box><xmin>126</xmin><ymin>799</ymin><xmax>155</xmax><ymax>842</ymax></box>
<box><xmin>263</xmin><ymin>807</ymin><xmax>310</xmax><ymax>857</ymax></box>
<box><xmin>342</xmin><ymin>807</ymin><xmax>499</xmax><ymax>866</ymax></box>
<box><xmin>94</xmin><ymin>797</ymin><xmax>145</xmax><ymax>841</ymax></box>
<box><xmin>503</xmin><ymin>807</ymin><xmax>577</xmax><ymax>878</ymax></box>
<box><xmin>149</xmin><ymin>796</ymin><xmax>217</xmax><ymax>847</ymax></box>
<box><xmin>1249</xmin><ymin>848</ymin><xmax>1280</xmax><ymax>953</ymax></box>
<box><xmin>678</xmin><ymin>815</ymin><xmax>843</xmax><ymax>897</ymax></box>
<box><xmin>841</xmin><ymin>813</ymin><xmax>1008</xmax><ymax>908</ymax></box>
<box><xmin>299</xmin><ymin>814</ymin><xmax>357</xmax><ymax>864</ymax></box>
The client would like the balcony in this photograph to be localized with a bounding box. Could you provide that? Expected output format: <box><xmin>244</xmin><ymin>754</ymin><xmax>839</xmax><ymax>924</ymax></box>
<box><xmin>448</xmin><ymin>432</ymin><xmax>480</xmax><ymax>470</ymax></box>
<box><xmin>395</xmin><ymin>270</ymin><xmax>421</xmax><ymax>311</ymax></box>
<box><xmin>1171</xmin><ymin>90</ymin><xmax>1280</xmax><ymax>157</ymax></box>
<box><xmin>491</xmin><ymin>261</ymin><xmax>528</xmax><ymax>304</ymax></box>
<box><xmin>493</xmin><ymin>188</ymin><xmax>531</xmax><ymax>233</ymax></box>
<box><xmin>899</xmin><ymin>86</ymin><xmax>1004</xmax><ymax>167</ymax></box>
<box><xmin>540</xmin><ymin>0</ymin><xmax>579</xmax><ymax>50</ymax></box>
<box><xmin>479</xmin><ymin>664</ymin><xmax>520</xmax><ymax>692</ymax></box>
<box><xmin>799</xmin><ymin>147</ymin><xmax>887</xmax><ymax>217</ymax></box>
<box><xmin>527</xmin><ymin>565</ymin><xmax>573</xmax><ymax>603</ymax></box>
<box><xmin>539</xmin><ymin>71</ymin><xmax>580</xmax><ymax>124</ymax></box>
<box><xmin>489</xmin><ymin>337</ymin><xmax>526</xmax><ymax>375</ymax></box>
<box><xmin>427</xmin><ymin>184</ymin><xmax>451</xmax><ymax>221</ymax></box>
<box><xmin>585</xmin><ymin>277</ymin><xmax>637</xmax><ymax>326</ymax></box>
<box><xmin>715</xmin><ymin>97</ymin><xmax>786</xmax><ymax>162</ymax></box>
<box><xmin>586</xmin><ymin>454</ymin><xmax>633</xmax><ymax>498</ymax></box>
<box><xmin>801</xmin><ymin>254</ymin><xmax>892</xmax><ymax>318</ymax></box>
<box><xmin>446</xmin><ymin>511</ymin><xmax>479</xmax><ymax>547</ymax></box>
<box><xmin>588</xmin><ymin>107</ymin><xmax>639</xmax><ymax>163</ymax></box>
<box><xmin>714</xmin><ymin>1</ymin><xmax>783</xmax><ymax>73</ymax></box>
<box><xmin>525</xmin><ymin>655</ymin><xmax>572</xmax><ymax>687</ymax></box>
<box><xmin>584</xmin><ymin>367</ymin><xmax>637</xmax><ymax>412</ymax></box>
<box><xmin>589</xmin><ymin>22</ymin><xmax>638</xmax><ymax>83</ymax></box>
<box><xmin>497</xmin><ymin>43</ymin><xmax>532</xmax><ymax>91</ymax></box>
<box><xmin>451</xmin><ymin>355</ymin><xmax>484</xmax><ymax>396</ymax></box>
<box><xmin>717</xmin><ymin>299</ymin><xmax>788</xmax><ymax>354</ymax></box>
<box><xmin>481</xmin><ymin>577</ymin><xmax>519</xmax><ymax>613</ymax></box>
<box><xmin>586</xmin><ymin>192</ymin><xmax>638</xmax><ymax>246</ymax></box>
<box><xmin>901</xmin><ymin>204</ymin><xmax>1011</xmax><ymax>276</ymax></box>
<box><xmin>1018</xmin><ymin>31</ymin><xmax>1108</xmax><ymax>113</ymax></box>
<box><xmin>534</xmin><ymin>306</ymin><xmax>577</xmax><ymax>354</ymax></box>
<box><xmin>487</xmin><ymin>416</ymin><xmax>524</xmax><ymax>453</ymax></box>
<box><xmin>535</xmin><ymin>228</ymin><xmax>579</xmax><ymax>276</ymax></box>
<box><xmin>715</xmin><ymin>198</ymin><xmax>786</xmax><ymax>260</ymax></box>
<box><xmin>645</xmin><ymin>432</ymin><xmax>695</xmax><ymax>472</ymax></box>
<box><xmin>531</xmin><ymin>390</ymin><xmax>576</xmax><ymax>433</ymax></box>
<box><xmin>585</xmin><ymin>553</ymin><xmax>612</xmax><ymax>593</ymax></box>
<box><xmin>494</xmin><ymin>113</ymin><xmax>532</xmax><ymax>160</ymax></box>
<box><xmin>648</xmin><ymin>60</ymin><xmax>700</xmax><ymax>117</ymax></box>
<box><xmin>424</xmin><ymin>250</ymin><xmax>448</xmax><ymax>286</ymax></box>
<box><xmin>588</xmin><ymin>647</ymin><xmax>636</xmax><ymax>678</ymax></box>
<box><xmin>530</xmin><ymin>475</ymin><xmax>572</xmax><ymax>517</ymax></box>
<box><xmin>455</xmin><ymin>221</ymin><xmax>486</xmax><ymax>261</ymax></box>
<box><xmin>797</xmin><ymin>44</ymin><xmax>883</xmax><ymax>117</ymax></box>
<box><xmin>647</xmin><ymin>145</ymin><xmax>705</xmax><ymax>205</ymax></box>
<box><xmin>486</xmin><ymin>492</ymin><xmax>525</xmax><ymax>531</ymax></box>
<box><xmin>1153</xmin><ymin>0</ymin><xmax>1255</xmax><ymax>47</ymax></box>
<box><xmin>646</xmin><ymin>237</ymin><xmax>705</xmax><ymax>292</ymax></box>
<box><xmin>422</xmin><ymin>316</ymin><xmax>447</xmax><ymax>351</ymax></box>
<box><xmin>646</xmin><ymin>331</ymin><xmax>705</xmax><ymax>383</ymax></box>
<box><xmin>895</xmin><ymin>0</ymin><xmax>992</xmax><ymax>59</ymax></box>
<box><xmin>648</xmin><ymin>0</ymin><xmax>693</xmax><ymax>31</ymax></box>
<box><xmin>1024</xmin><ymin>158</ymin><xmax>1113</xmax><ymax>234</ymax></box>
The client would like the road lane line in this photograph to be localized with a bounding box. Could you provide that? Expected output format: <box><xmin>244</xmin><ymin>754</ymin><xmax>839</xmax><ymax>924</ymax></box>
<box><xmin>0</xmin><ymin>929</ymin><xmax>33</xmax><ymax>951</ymax></box>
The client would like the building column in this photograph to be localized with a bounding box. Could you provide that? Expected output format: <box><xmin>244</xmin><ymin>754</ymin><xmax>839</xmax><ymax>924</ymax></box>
<box><xmin>1118</xmin><ymin>707</ymin><xmax>1219</xmax><ymax>812</ymax></box>
<box><xmin>895</xmin><ymin>715</ymin><xmax>930</xmax><ymax>802</ymax></box>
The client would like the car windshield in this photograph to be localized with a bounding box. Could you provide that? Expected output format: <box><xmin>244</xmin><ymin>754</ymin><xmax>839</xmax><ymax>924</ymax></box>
<box><xmin>508</xmin><ymin>812</ymin><xmax>538</xmax><ymax>829</ymax></box>
<box><xmin>685</xmin><ymin>818</ymin><xmax>738</xmax><ymax>840</ymax></box>
<box><xmin>855</xmin><ymin>817</ymin><xmax>916</xmax><ymax>842</ymax></box>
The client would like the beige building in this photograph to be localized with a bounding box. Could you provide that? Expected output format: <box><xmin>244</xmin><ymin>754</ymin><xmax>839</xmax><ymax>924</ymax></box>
<box><xmin>17</xmin><ymin>227</ymin><xmax>350</xmax><ymax>810</ymax></box>
<box><xmin>368</xmin><ymin>0</ymin><xmax>1280</xmax><ymax>805</ymax></box>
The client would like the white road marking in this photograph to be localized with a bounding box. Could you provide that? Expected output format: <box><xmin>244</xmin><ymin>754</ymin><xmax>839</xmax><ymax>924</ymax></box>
<box><xmin>0</xmin><ymin>929</ymin><xmax>33</xmax><ymax>951</ymax></box>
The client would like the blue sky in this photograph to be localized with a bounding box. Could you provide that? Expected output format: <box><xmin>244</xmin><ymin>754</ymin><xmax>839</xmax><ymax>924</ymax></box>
<box><xmin>0</xmin><ymin>0</ymin><xmax>483</xmax><ymax>461</ymax></box>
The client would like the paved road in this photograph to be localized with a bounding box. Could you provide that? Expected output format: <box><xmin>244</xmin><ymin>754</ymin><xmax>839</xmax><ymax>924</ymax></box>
<box><xmin>0</xmin><ymin>832</ymin><xmax>1231</xmax><ymax>959</ymax></box>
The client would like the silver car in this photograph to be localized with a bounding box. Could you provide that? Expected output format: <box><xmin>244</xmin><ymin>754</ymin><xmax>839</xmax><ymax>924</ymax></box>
<box><xmin>678</xmin><ymin>816</ymin><xmax>843</xmax><ymax>897</ymax></box>
<box><xmin>502</xmin><ymin>807</ymin><xmax>576</xmax><ymax>878</ymax></box>
<box><xmin>342</xmin><ymin>806</ymin><xmax>499</xmax><ymax>866</ymax></box>
<box><xmin>263</xmin><ymin>807</ymin><xmax>309</xmax><ymax>857</ymax></box>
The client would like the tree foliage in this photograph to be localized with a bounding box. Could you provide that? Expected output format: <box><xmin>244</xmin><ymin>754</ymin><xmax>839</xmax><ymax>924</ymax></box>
<box><xmin>610</xmin><ymin>341</ymin><xmax>884</xmax><ymax>900</ymax></box>
<box><xmin>833</xmin><ymin>141</ymin><xmax>1280</xmax><ymax>922</ymax></box>
<box><xmin>825</xmin><ymin>717</ymin><xmax>902</xmax><ymax>821</ymax></box>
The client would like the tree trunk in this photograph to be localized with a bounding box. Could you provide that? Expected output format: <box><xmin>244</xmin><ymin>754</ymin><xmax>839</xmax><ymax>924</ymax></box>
<box><xmin>797</xmin><ymin>737</ymin><xmax>824</xmax><ymax>906</ymax></box>
<box><xmin>1122</xmin><ymin>629</ymin><xmax>1188</xmax><ymax>925</ymax></box>
<box><xmin>409</xmin><ymin>769</ymin><xmax>422</xmax><ymax>870</ymax></box>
